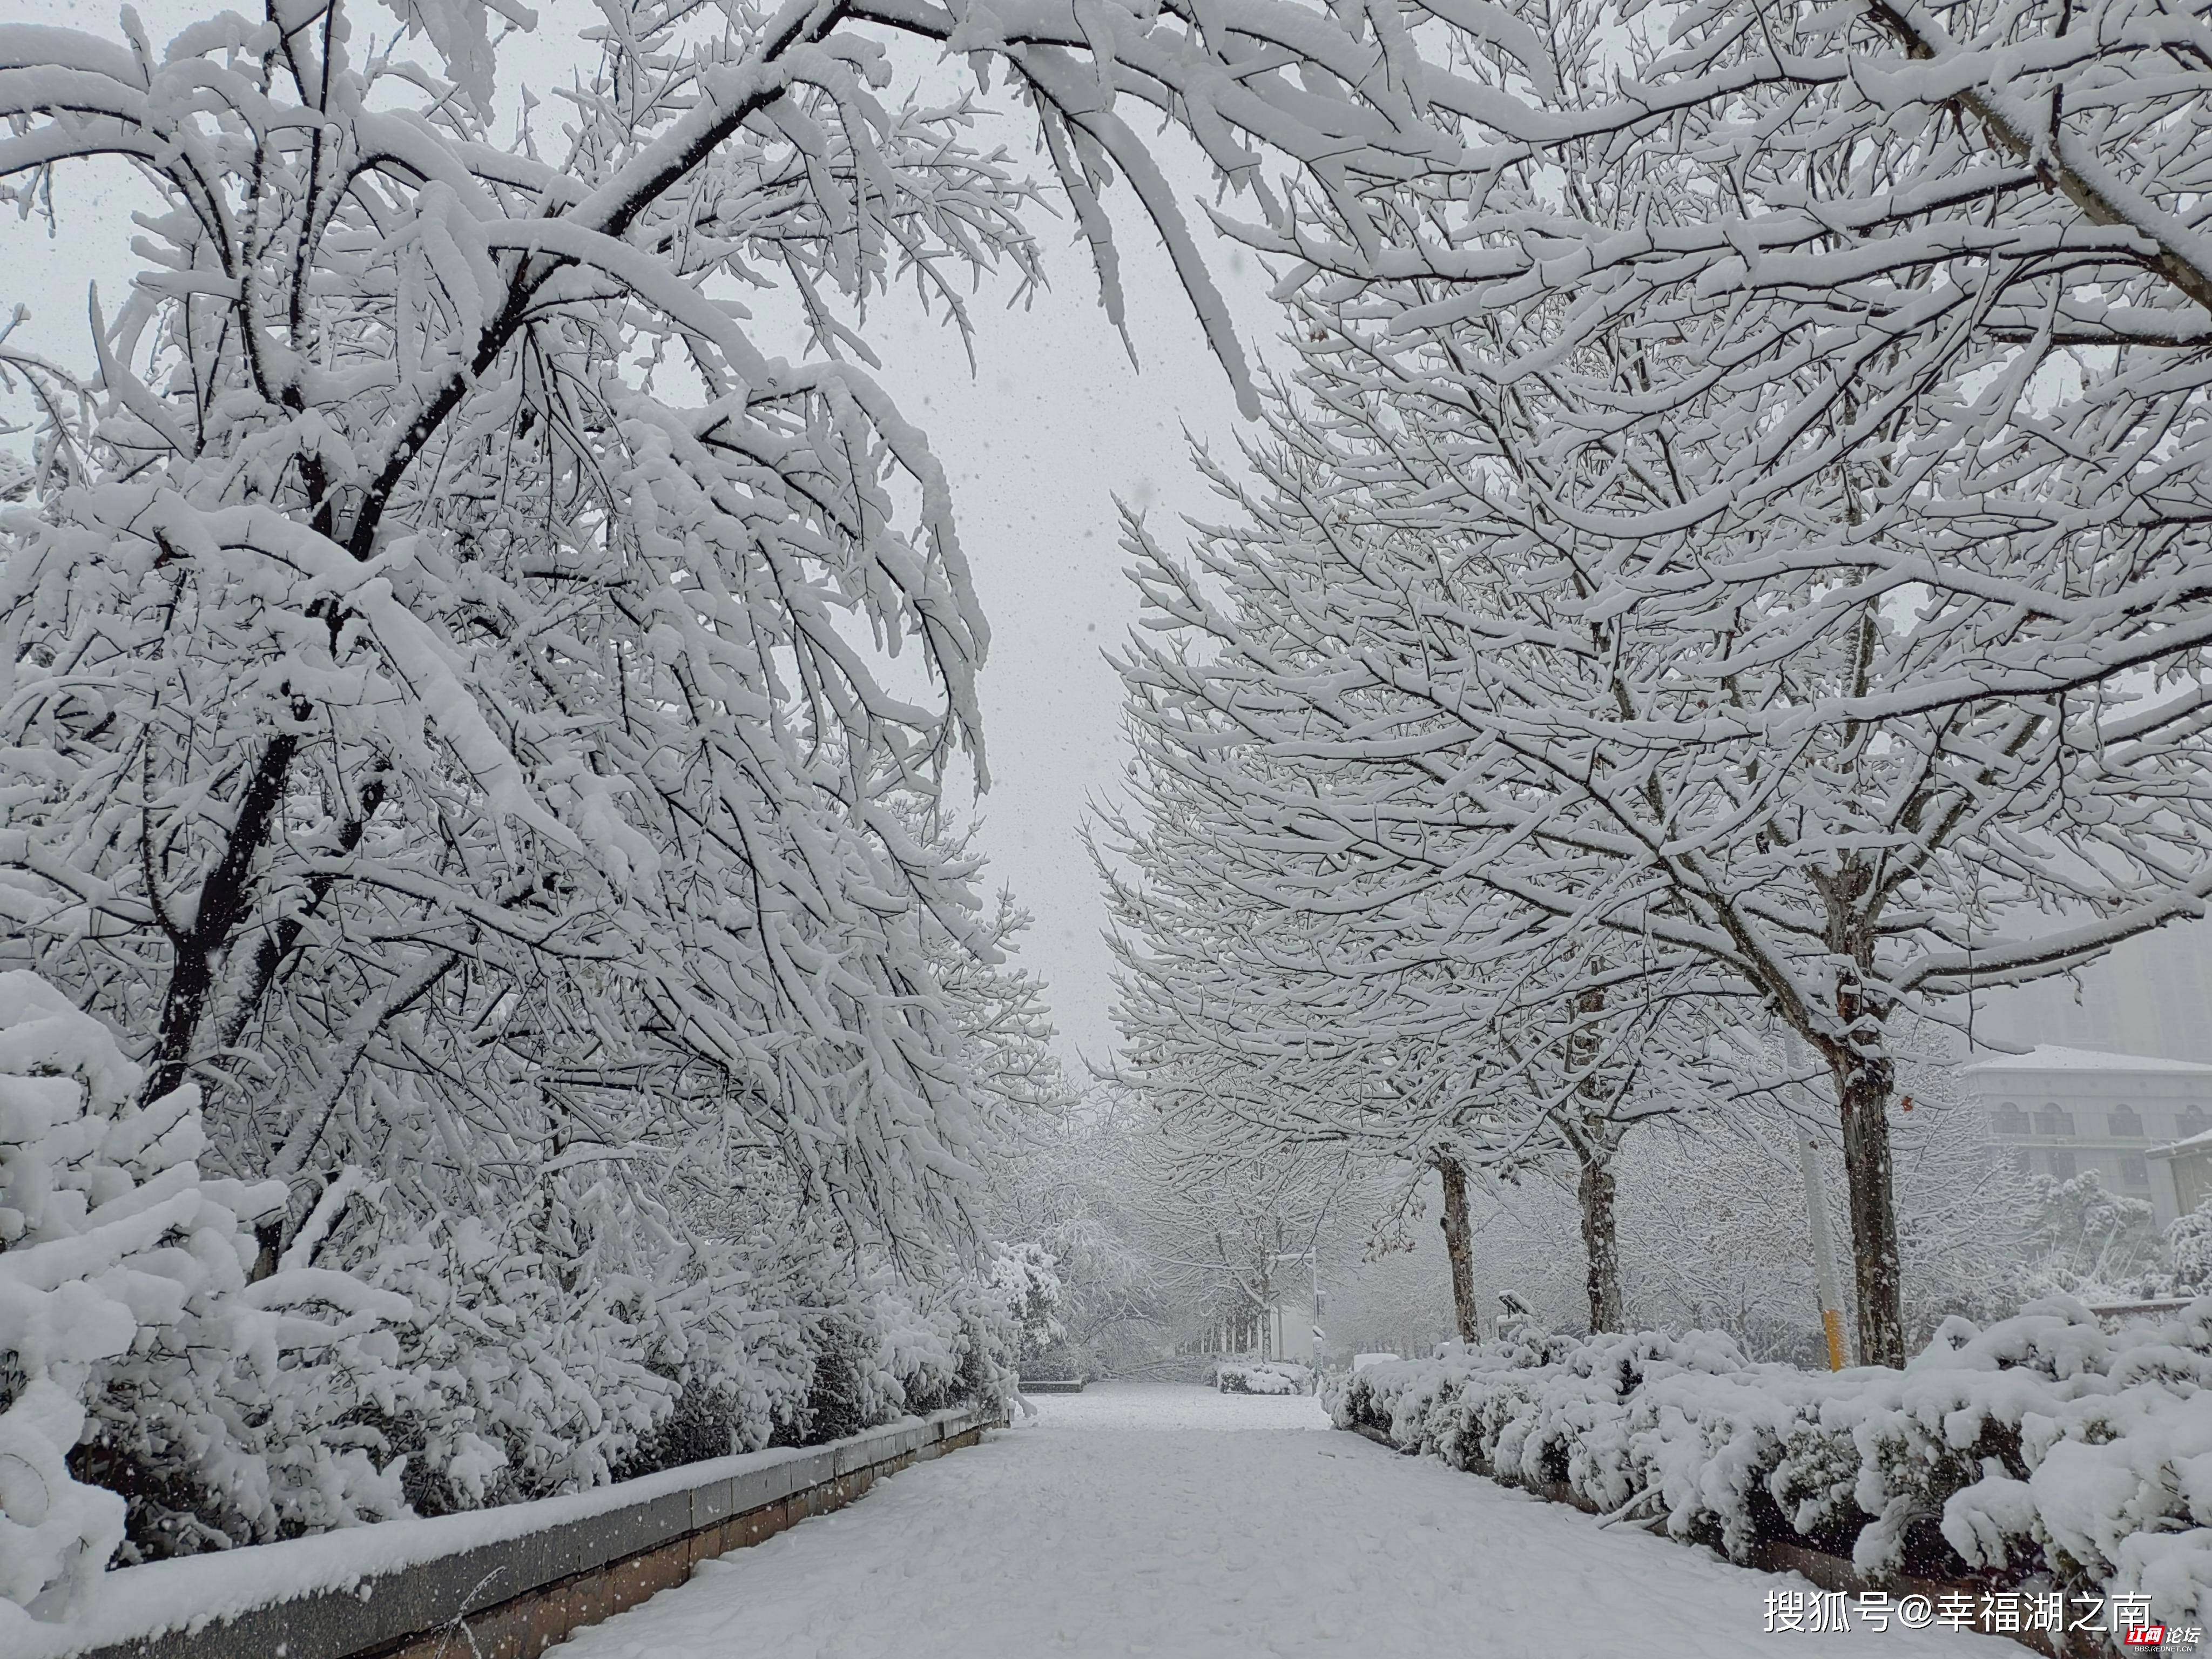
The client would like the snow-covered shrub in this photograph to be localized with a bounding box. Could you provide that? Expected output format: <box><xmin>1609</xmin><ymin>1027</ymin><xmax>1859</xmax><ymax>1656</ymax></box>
<box><xmin>2167</xmin><ymin>1199</ymin><xmax>2212</xmax><ymax>1297</ymax></box>
<box><xmin>1212</xmin><ymin>1359</ymin><xmax>1312</xmax><ymax>1395</ymax></box>
<box><xmin>322</xmin><ymin>1190</ymin><xmax>997</xmax><ymax>1494</ymax></box>
<box><xmin>1894</xmin><ymin>1299</ymin><xmax>2212</xmax><ymax>1625</ymax></box>
<box><xmin>312</xmin><ymin>1189</ymin><xmax>788</xmax><ymax>1510</ymax></box>
<box><xmin>0</xmin><ymin>974</ymin><xmax>416</xmax><ymax>1621</ymax></box>
<box><xmin>1330</xmin><ymin>1299</ymin><xmax>2212</xmax><ymax>1640</ymax></box>
<box><xmin>0</xmin><ymin>967</ymin><xmax>1017</xmax><ymax>1626</ymax></box>
<box><xmin>2004</xmin><ymin>1173</ymin><xmax>2174</xmax><ymax>1306</ymax></box>
<box><xmin>0</xmin><ymin>975</ymin><xmax>147</xmax><ymax>1622</ymax></box>
<box><xmin>988</xmin><ymin>1242</ymin><xmax>1065</xmax><ymax>1366</ymax></box>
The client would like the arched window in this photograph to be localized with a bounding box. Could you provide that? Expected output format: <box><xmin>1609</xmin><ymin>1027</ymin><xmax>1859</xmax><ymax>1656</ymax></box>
<box><xmin>1993</xmin><ymin>1102</ymin><xmax>2027</xmax><ymax>1135</ymax></box>
<box><xmin>2035</xmin><ymin>1102</ymin><xmax>2076</xmax><ymax>1137</ymax></box>
<box><xmin>2109</xmin><ymin>1104</ymin><xmax>2143</xmax><ymax>1138</ymax></box>
<box><xmin>2181</xmin><ymin>1104</ymin><xmax>2211</xmax><ymax>1142</ymax></box>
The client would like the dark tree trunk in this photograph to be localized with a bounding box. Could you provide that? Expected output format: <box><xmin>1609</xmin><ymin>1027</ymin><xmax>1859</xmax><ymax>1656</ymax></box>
<box><xmin>1433</xmin><ymin>1159</ymin><xmax>1486</xmax><ymax>1345</ymax></box>
<box><xmin>1576</xmin><ymin>1141</ymin><xmax>1624</xmax><ymax>1334</ymax></box>
<box><xmin>1566</xmin><ymin>983</ymin><xmax>1624</xmax><ymax>1333</ymax></box>
<box><xmin>1837</xmin><ymin>1063</ymin><xmax>1906</xmax><ymax>1367</ymax></box>
<box><xmin>144</xmin><ymin>727</ymin><xmax>301</xmax><ymax>1104</ymax></box>
<box><xmin>1435</xmin><ymin>1152</ymin><xmax>1482</xmax><ymax>1343</ymax></box>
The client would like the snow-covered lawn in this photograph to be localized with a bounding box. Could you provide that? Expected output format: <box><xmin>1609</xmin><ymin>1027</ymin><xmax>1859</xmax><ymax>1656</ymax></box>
<box><xmin>559</xmin><ymin>1382</ymin><xmax>2014</xmax><ymax>1657</ymax></box>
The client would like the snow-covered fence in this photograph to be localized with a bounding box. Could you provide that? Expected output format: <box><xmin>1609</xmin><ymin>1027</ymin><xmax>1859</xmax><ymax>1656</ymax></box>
<box><xmin>19</xmin><ymin>1406</ymin><xmax>997</xmax><ymax>1659</ymax></box>
<box><xmin>1330</xmin><ymin>1305</ymin><xmax>2212</xmax><ymax>1654</ymax></box>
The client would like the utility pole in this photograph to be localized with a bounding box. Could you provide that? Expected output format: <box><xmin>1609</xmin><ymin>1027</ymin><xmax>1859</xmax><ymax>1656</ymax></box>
<box><xmin>1271</xmin><ymin>1250</ymin><xmax>1322</xmax><ymax>1385</ymax></box>
<box><xmin>1780</xmin><ymin>1031</ymin><xmax>1849</xmax><ymax>1370</ymax></box>
<box><xmin>1302</xmin><ymin>1251</ymin><xmax>1319</xmax><ymax>1365</ymax></box>
<box><xmin>1799</xmin><ymin>1136</ymin><xmax>1849</xmax><ymax>1371</ymax></box>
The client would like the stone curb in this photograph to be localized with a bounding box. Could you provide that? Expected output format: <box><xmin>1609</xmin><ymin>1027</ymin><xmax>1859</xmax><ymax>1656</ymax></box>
<box><xmin>77</xmin><ymin>1409</ymin><xmax>999</xmax><ymax>1659</ymax></box>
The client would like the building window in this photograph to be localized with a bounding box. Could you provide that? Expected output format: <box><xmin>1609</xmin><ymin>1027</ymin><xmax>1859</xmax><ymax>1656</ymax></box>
<box><xmin>2123</xmin><ymin>1156</ymin><xmax>2149</xmax><ymax>1188</ymax></box>
<box><xmin>2035</xmin><ymin>1104</ymin><xmax>2076</xmax><ymax>1137</ymax></box>
<box><xmin>2048</xmin><ymin>1149</ymin><xmax>2078</xmax><ymax>1180</ymax></box>
<box><xmin>2181</xmin><ymin>1106</ymin><xmax>2211</xmax><ymax>1142</ymax></box>
<box><xmin>1993</xmin><ymin>1102</ymin><xmax>2026</xmax><ymax>1136</ymax></box>
<box><xmin>2109</xmin><ymin>1104</ymin><xmax>2143</xmax><ymax>1138</ymax></box>
<box><xmin>2009</xmin><ymin>1149</ymin><xmax>2030</xmax><ymax>1175</ymax></box>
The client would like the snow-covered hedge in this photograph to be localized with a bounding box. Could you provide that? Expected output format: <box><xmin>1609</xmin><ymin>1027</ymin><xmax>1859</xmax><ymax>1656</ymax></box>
<box><xmin>1213</xmin><ymin>1359</ymin><xmax>1313</xmax><ymax>1395</ymax></box>
<box><xmin>1329</xmin><ymin>1305</ymin><xmax>2212</xmax><ymax>1642</ymax></box>
<box><xmin>0</xmin><ymin>975</ymin><xmax>1014</xmax><ymax>1627</ymax></box>
<box><xmin>0</xmin><ymin>971</ymin><xmax>420</xmax><ymax>1626</ymax></box>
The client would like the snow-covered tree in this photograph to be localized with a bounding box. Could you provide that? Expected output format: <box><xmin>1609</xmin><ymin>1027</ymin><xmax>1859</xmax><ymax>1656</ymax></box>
<box><xmin>0</xmin><ymin>0</ymin><xmax>1579</xmax><ymax>1582</ymax></box>
<box><xmin>1110</xmin><ymin>280</ymin><xmax>2212</xmax><ymax>1363</ymax></box>
<box><xmin>2012</xmin><ymin>1173</ymin><xmax>2170</xmax><ymax>1304</ymax></box>
<box><xmin>0</xmin><ymin>0</ymin><xmax>1548</xmax><ymax>1274</ymax></box>
<box><xmin>1214</xmin><ymin>0</ymin><xmax>2212</xmax><ymax>1356</ymax></box>
<box><xmin>1109</xmin><ymin>0</ymin><xmax>2212</xmax><ymax>1366</ymax></box>
<box><xmin>1088</xmin><ymin>1110</ymin><xmax>1363</xmax><ymax>1359</ymax></box>
<box><xmin>1099</xmin><ymin>763</ymin><xmax>1736</xmax><ymax>1338</ymax></box>
<box><xmin>1097</xmin><ymin>652</ymin><xmax>1765</xmax><ymax>1340</ymax></box>
<box><xmin>980</xmin><ymin>1094</ymin><xmax>1170</xmax><ymax>1375</ymax></box>
<box><xmin>1251</xmin><ymin>0</ymin><xmax>2212</xmax><ymax>721</ymax></box>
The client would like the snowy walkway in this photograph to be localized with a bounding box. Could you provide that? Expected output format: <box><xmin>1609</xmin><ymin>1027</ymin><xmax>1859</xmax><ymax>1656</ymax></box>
<box><xmin>559</xmin><ymin>1382</ymin><xmax>2013</xmax><ymax>1658</ymax></box>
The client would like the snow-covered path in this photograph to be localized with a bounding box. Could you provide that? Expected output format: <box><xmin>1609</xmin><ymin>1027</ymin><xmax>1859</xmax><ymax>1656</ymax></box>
<box><xmin>560</xmin><ymin>1382</ymin><xmax>2012</xmax><ymax>1658</ymax></box>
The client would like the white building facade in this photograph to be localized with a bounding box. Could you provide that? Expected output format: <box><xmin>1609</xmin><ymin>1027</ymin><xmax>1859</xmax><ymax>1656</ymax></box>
<box><xmin>2154</xmin><ymin>1130</ymin><xmax>2212</xmax><ymax>1224</ymax></box>
<box><xmin>1970</xmin><ymin>919</ymin><xmax>2212</xmax><ymax>1064</ymax></box>
<box><xmin>1955</xmin><ymin>1046</ymin><xmax>2212</xmax><ymax>1226</ymax></box>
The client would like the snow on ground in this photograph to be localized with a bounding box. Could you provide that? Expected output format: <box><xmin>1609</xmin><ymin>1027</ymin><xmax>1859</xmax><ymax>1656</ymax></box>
<box><xmin>559</xmin><ymin>1381</ymin><xmax>2017</xmax><ymax>1658</ymax></box>
<box><xmin>1028</xmin><ymin>1381</ymin><xmax>1330</xmax><ymax>1432</ymax></box>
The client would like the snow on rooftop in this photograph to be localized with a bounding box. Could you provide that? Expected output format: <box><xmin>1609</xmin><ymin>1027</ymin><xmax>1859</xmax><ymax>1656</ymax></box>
<box><xmin>1956</xmin><ymin>1044</ymin><xmax>2212</xmax><ymax>1077</ymax></box>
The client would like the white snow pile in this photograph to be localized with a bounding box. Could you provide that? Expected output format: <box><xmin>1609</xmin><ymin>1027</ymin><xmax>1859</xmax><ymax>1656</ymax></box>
<box><xmin>1330</xmin><ymin>1307</ymin><xmax>2212</xmax><ymax>1636</ymax></box>
<box><xmin>0</xmin><ymin>974</ymin><xmax>1021</xmax><ymax>1628</ymax></box>
<box><xmin>1213</xmin><ymin>1359</ymin><xmax>1313</xmax><ymax>1395</ymax></box>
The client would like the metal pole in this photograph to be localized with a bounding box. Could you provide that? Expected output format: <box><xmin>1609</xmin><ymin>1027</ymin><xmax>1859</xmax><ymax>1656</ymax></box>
<box><xmin>1799</xmin><ymin>1136</ymin><xmax>1849</xmax><ymax>1370</ymax></box>
<box><xmin>1300</xmin><ymin>1256</ymin><xmax>1318</xmax><ymax>1380</ymax></box>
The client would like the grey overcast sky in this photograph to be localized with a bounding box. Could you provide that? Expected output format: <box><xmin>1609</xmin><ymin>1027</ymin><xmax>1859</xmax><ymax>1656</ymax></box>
<box><xmin>2</xmin><ymin>0</ymin><xmax>1296</xmax><ymax>1069</ymax></box>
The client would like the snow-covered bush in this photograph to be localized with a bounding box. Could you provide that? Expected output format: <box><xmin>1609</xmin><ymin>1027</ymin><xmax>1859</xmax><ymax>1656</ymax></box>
<box><xmin>0</xmin><ymin>968</ymin><xmax>1015</xmax><ymax>1624</ymax></box>
<box><xmin>1212</xmin><ymin>1359</ymin><xmax>1312</xmax><ymax>1396</ymax></box>
<box><xmin>1331</xmin><ymin>1300</ymin><xmax>2212</xmax><ymax>1641</ymax></box>
<box><xmin>0</xmin><ymin>974</ymin><xmax>156</xmax><ymax>1622</ymax></box>
<box><xmin>0</xmin><ymin>974</ymin><xmax>416</xmax><ymax>1622</ymax></box>
<box><xmin>2166</xmin><ymin>1201</ymin><xmax>2212</xmax><ymax>1298</ymax></box>
<box><xmin>2004</xmin><ymin>1173</ymin><xmax>2174</xmax><ymax>1306</ymax></box>
<box><xmin>769</xmin><ymin>1260</ymin><xmax>1005</xmax><ymax>1447</ymax></box>
<box><xmin>302</xmin><ymin>1184</ymin><xmax>1006</xmax><ymax>1503</ymax></box>
<box><xmin>987</xmin><ymin>1242</ymin><xmax>1065</xmax><ymax>1365</ymax></box>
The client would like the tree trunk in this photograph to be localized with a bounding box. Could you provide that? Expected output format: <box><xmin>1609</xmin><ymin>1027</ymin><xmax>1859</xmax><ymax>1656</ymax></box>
<box><xmin>1566</xmin><ymin>983</ymin><xmax>1624</xmax><ymax>1333</ymax></box>
<box><xmin>144</xmin><ymin>727</ymin><xmax>302</xmax><ymax>1104</ymax></box>
<box><xmin>1576</xmin><ymin>1141</ymin><xmax>1625</xmax><ymax>1333</ymax></box>
<box><xmin>1435</xmin><ymin>1152</ymin><xmax>1482</xmax><ymax>1343</ymax></box>
<box><xmin>211</xmin><ymin>768</ymin><xmax>387</xmax><ymax>1061</ymax></box>
<box><xmin>1837</xmin><ymin>1064</ymin><xmax>1906</xmax><ymax>1367</ymax></box>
